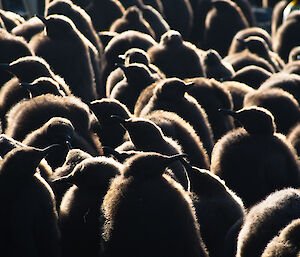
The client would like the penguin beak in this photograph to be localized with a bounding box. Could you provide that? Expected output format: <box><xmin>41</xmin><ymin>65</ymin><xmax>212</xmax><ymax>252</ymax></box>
<box><xmin>184</xmin><ymin>82</ymin><xmax>195</xmax><ymax>91</ymax></box>
<box><xmin>35</xmin><ymin>15</ymin><xmax>48</xmax><ymax>25</ymax></box>
<box><xmin>110</xmin><ymin>115</ymin><xmax>127</xmax><ymax>125</ymax></box>
<box><xmin>19</xmin><ymin>82</ymin><xmax>32</xmax><ymax>88</ymax></box>
<box><xmin>166</xmin><ymin>153</ymin><xmax>188</xmax><ymax>164</ymax></box>
<box><xmin>102</xmin><ymin>146</ymin><xmax>119</xmax><ymax>157</ymax></box>
<box><xmin>218</xmin><ymin>108</ymin><xmax>237</xmax><ymax>117</ymax></box>
<box><xmin>42</xmin><ymin>144</ymin><xmax>63</xmax><ymax>156</ymax></box>
<box><xmin>52</xmin><ymin>174</ymin><xmax>75</xmax><ymax>184</ymax></box>
<box><xmin>0</xmin><ymin>63</ymin><xmax>11</xmax><ymax>71</ymax></box>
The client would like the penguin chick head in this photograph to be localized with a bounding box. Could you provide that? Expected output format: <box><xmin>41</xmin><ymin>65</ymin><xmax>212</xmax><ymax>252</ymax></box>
<box><xmin>242</xmin><ymin>36</ymin><xmax>270</xmax><ymax>56</ymax></box>
<box><xmin>54</xmin><ymin>156</ymin><xmax>122</xmax><ymax>189</ymax></box>
<box><xmin>20</xmin><ymin>77</ymin><xmax>65</xmax><ymax>97</ymax></box>
<box><xmin>37</xmin><ymin>14</ymin><xmax>78</xmax><ymax>39</ymax></box>
<box><xmin>155</xmin><ymin>78</ymin><xmax>194</xmax><ymax>100</ymax></box>
<box><xmin>89</xmin><ymin>98</ymin><xmax>131</xmax><ymax>122</ymax></box>
<box><xmin>44</xmin><ymin>117</ymin><xmax>75</xmax><ymax>146</ymax></box>
<box><xmin>117</xmin><ymin>63</ymin><xmax>154</xmax><ymax>84</ymax></box>
<box><xmin>0</xmin><ymin>144</ymin><xmax>61</xmax><ymax>179</ymax></box>
<box><xmin>219</xmin><ymin>107</ymin><xmax>276</xmax><ymax>135</ymax></box>
<box><xmin>119</xmin><ymin>48</ymin><xmax>150</xmax><ymax>66</ymax></box>
<box><xmin>122</xmin><ymin>152</ymin><xmax>187</xmax><ymax>179</ymax></box>
<box><xmin>124</xmin><ymin>6</ymin><xmax>143</xmax><ymax>22</ymax></box>
<box><xmin>111</xmin><ymin>116</ymin><xmax>165</xmax><ymax>148</ymax></box>
<box><xmin>4</xmin><ymin>56</ymin><xmax>52</xmax><ymax>82</ymax></box>
<box><xmin>161</xmin><ymin>30</ymin><xmax>183</xmax><ymax>47</ymax></box>
<box><xmin>203</xmin><ymin>49</ymin><xmax>222</xmax><ymax>65</ymax></box>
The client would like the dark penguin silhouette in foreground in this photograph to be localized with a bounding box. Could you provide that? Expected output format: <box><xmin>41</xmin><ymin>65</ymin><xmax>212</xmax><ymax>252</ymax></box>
<box><xmin>203</xmin><ymin>0</ymin><xmax>249</xmax><ymax>57</ymax></box>
<box><xmin>89</xmin><ymin>98</ymin><xmax>131</xmax><ymax>149</ymax></box>
<box><xmin>110</xmin><ymin>63</ymin><xmax>158</xmax><ymax>113</ymax></box>
<box><xmin>185</xmin><ymin>77</ymin><xmax>235</xmax><ymax>141</ymax></box>
<box><xmin>0</xmin><ymin>144</ymin><xmax>61</xmax><ymax>257</ymax></box>
<box><xmin>201</xmin><ymin>49</ymin><xmax>235</xmax><ymax>81</ymax></box>
<box><xmin>51</xmin><ymin>148</ymin><xmax>92</xmax><ymax>208</ymax></box>
<box><xmin>229</xmin><ymin>65</ymin><xmax>271</xmax><ymax>89</ymax></box>
<box><xmin>56</xmin><ymin>156</ymin><xmax>122</xmax><ymax>257</ymax></box>
<box><xmin>0</xmin><ymin>28</ymin><xmax>33</xmax><ymax>86</ymax></box>
<box><xmin>147</xmin><ymin>30</ymin><xmax>204</xmax><ymax>79</ymax></box>
<box><xmin>110</xmin><ymin>6</ymin><xmax>156</xmax><ymax>40</ymax></box>
<box><xmin>211</xmin><ymin>107</ymin><xmax>300</xmax><ymax>207</ymax></box>
<box><xmin>113</xmin><ymin>116</ymin><xmax>190</xmax><ymax>189</ymax></box>
<box><xmin>102</xmin><ymin>152</ymin><xmax>209</xmax><ymax>257</ymax></box>
<box><xmin>261</xmin><ymin>218</ymin><xmax>300</xmax><ymax>257</ymax></box>
<box><xmin>236</xmin><ymin>188</ymin><xmax>300</xmax><ymax>257</ymax></box>
<box><xmin>144</xmin><ymin>110</ymin><xmax>210</xmax><ymax>169</ymax></box>
<box><xmin>5</xmin><ymin>94</ymin><xmax>102</xmax><ymax>157</ymax></box>
<box><xmin>244</xmin><ymin>88</ymin><xmax>300</xmax><ymax>135</ymax></box>
<box><xmin>180</xmin><ymin>159</ymin><xmax>245</xmax><ymax>257</ymax></box>
<box><xmin>140</xmin><ymin>78</ymin><xmax>214</xmax><ymax>155</ymax></box>
<box><xmin>30</xmin><ymin>14</ymin><xmax>97</xmax><ymax>103</ymax></box>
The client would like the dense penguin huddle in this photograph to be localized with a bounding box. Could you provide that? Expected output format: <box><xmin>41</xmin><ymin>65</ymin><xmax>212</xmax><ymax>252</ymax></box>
<box><xmin>0</xmin><ymin>0</ymin><xmax>299</xmax><ymax>256</ymax></box>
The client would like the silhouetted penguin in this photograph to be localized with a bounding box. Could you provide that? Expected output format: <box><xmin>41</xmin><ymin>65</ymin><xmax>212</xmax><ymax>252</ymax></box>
<box><xmin>11</xmin><ymin>16</ymin><xmax>45</xmax><ymax>42</ymax></box>
<box><xmin>159</xmin><ymin>0</ymin><xmax>193</xmax><ymax>40</ymax></box>
<box><xmin>83</xmin><ymin>0</ymin><xmax>125</xmax><ymax>32</ymax></box>
<box><xmin>201</xmin><ymin>49</ymin><xmax>235</xmax><ymax>81</ymax></box>
<box><xmin>144</xmin><ymin>110</ymin><xmax>210</xmax><ymax>169</ymax></box>
<box><xmin>261</xmin><ymin>218</ymin><xmax>300</xmax><ymax>257</ymax></box>
<box><xmin>244</xmin><ymin>88</ymin><xmax>300</xmax><ymax>135</ymax></box>
<box><xmin>236</xmin><ymin>188</ymin><xmax>300</xmax><ymax>257</ymax></box>
<box><xmin>5</xmin><ymin>94</ymin><xmax>102</xmax><ymax>157</ymax></box>
<box><xmin>273</xmin><ymin>11</ymin><xmax>300</xmax><ymax>62</ymax></box>
<box><xmin>288</xmin><ymin>45</ymin><xmax>300</xmax><ymax>62</ymax></box>
<box><xmin>110</xmin><ymin>63</ymin><xmax>158</xmax><ymax>113</ymax></box>
<box><xmin>57</xmin><ymin>156</ymin><xmax>122</xmax><ymax>257</ymax></box>
<box><xmin>180</xmin><ymin>159</ymin><xmax>245</xmax><ymax>257</ymax></box>
<box><xmin>113</xmin><ymin>116</ymin><xmax>190</xmax><ymax>189</ymax></box>
<box><xmin>101</xmin><ymin>30</ymin><xmax>157</xmax><ymax>87</ymax></box>
<box><xmin>228</xmin><ymin>26</ymin><xmax>273</xmax><ymax>55</ymax></box>
<box><xmin>203</xmin><ymin>0</ymin><xmax>249</xmax><ymax>57</ymax></box>
<box><xmin>259</xmin><ymin>73</ymin><xmax>300</xmax><ymax>104</ymax></box>
<box><xmin>140</xmin><ymin>78</ymin><xmax>214</xmax><ymax>155</ymax></box>
<box><xmin>240</xmin><ymin>36</ymin><xmax>284</xmax><ymax>72</ymax></box>
<box><xmin>30</xmin><ymin>14</ymin><xmax>97</xmax><ymax>103</ymax></box>
<box><xmin>211</xmin><ymin>107</ymin><xmax>300</xmax><ymax>207</ymax></box>
<box><xmin>101</xmin><ymin>152</ymin><xmax>209</xmax><ymax>257</ymax></box>
<box><xmin>50</xmin><ymin>148</ymin><xmax>92</xmax><ymax>208</ymax></box>
<box><xmin>148</xmin><ymin>30</ymin><xmax>204</xmax><ymax>79</ymax></box>
<box><xmin>185</xmin><ymin>77</ymin><xmax>235</xmax><ymax>140</ymax></box>
<box><xmin>0</xmin><ymin>77</ymin><xmax>66</xmax><ymax>131</ymax></box>
<box><xmin>224</xmin><ymin>48</ymin><xmax>276</xmax><ymax>73</ymax></box>
<box><xmin>223</xmin><ymin>81</ymin><xmax>254</xmax><ymax>109</ymax></box>
<box><xmin>89</xmin><ymin>98</ymin><xmax>131</xmax><ymax>148</ymax></box>
<box><xmin>0</xmin><ymin>134</ymin><xmax>53</xmax><ymax>182</ymax></box>
<box><xmin>110</xmin><ymin>6</ymin><xmax>156</xmax><ymax>40</ymax></box>
<box><xmin>0</xmin><ymin>144</ymin><xmax>61</xmax><ymax>257</ymax></box>
<box><xmin>229</xmin><ymin>65</ymin><xmax>271</xmax><ymax>89</ymax></box>
<box><xmin>0</xmin><ymin>28</ymin><xmax>33</xmax><ymax>86</ymax></box>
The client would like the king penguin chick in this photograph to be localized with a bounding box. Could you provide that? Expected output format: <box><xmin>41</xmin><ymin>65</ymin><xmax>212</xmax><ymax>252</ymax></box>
<box><xmin>0</xmin><ymin>144</ymin><xmax>61</xmax><ymax>257</ymax></box>
<box><xmin>110</xmin><ymin>6</ymin><xmax>156</xmax><ymax>40</ymax></box>
<box><xmin>201</xmin><ymin>49</ymin><xmax>235</xmax><ymax>81</ymax></box>
<box><xmin>113</xmin><ymin>116</ymin><xmax>190</xmax><ymax>189</ymax></box>
<box><xmin>211</xmin><ymin>107</ymin><xmax>300</xmax><ymax>207</ymax></box>
<box><xmin>110</xmin><ymin>63</ymin><xmax>158</xmax><ymax>113</ymax></box>
<box><xmin>30</xmin><ymin>14</ymin><xmax>97</xmax><ymax>103</ymax></box>
<box><xmin>57</xmin><ymin>156</ymin><xmax>122</xmax><ymax>257</ymax></box>
<box><xmin>89</xmin><ymin>98</ymin><xmax>131</xmax><ymax>149</ymax></box>
<box><xmin>236</xmin><ymin>188</ymin><xmax>300</xmax><ymax>257</ymax></box>
<box><xmin>180</xmin><ymin>159</ymin><xmax>245</xmax><ymax>257</ymax></box>
<box><xmin>261</xmin><ymin>218</ymin><xmax>300</xmax><ymax>257</ymax></box>
<box><xmin>101</xmin><ymin>152</ymin><xmax>209</xmax><ymax>257</ymax></box>
<box><xmin>147</xmin><ymin>30</ymin><xmax>204</xmax><ymax>79</ymax></box>
<box><xmin>140</xmin><ymin>78</ymin><xmax>214</xmax><ymax>155</ymax></box>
